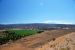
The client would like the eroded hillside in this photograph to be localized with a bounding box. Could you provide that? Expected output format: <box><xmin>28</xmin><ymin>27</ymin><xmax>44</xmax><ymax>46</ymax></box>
<box><xmin>0</xmin><ymin>30</ymin><xmax>75</xmax><ymax>50</ymax></box>
<box><xmin>35</xmin><ymin>32</ymin><xmax>75</xmax><ymax>50</ymax></box>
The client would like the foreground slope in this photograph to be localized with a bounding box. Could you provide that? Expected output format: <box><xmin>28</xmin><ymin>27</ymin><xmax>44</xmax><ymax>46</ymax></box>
<box><xmin>35</xmin><ymin>32</ymin><xmax>75</xmax><ymax>50</ymax></box>
<box><xmin>0</xmin><ymin>30</ymin><xmax>75</xmax><ymax>50</ymax></box>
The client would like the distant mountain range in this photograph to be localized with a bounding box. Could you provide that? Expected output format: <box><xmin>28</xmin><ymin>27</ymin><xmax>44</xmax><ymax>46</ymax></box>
<box><xmin>0</xmin><ymin>23</ymin><xmax>75</xmax><ymax>30</ymax></box>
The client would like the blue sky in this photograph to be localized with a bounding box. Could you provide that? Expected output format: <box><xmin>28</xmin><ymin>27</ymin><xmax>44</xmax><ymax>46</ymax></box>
<box><xmin>0</xmin><ymin>0</ymin><xmax>75</xmax><ymax>24</ymax></box>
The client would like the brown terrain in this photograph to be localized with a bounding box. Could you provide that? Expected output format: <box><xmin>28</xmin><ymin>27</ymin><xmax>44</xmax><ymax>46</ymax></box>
<box><xmin>0</xmin><ymin>29</ymin><xmax>75</xmax><ymax>50</ymax></box>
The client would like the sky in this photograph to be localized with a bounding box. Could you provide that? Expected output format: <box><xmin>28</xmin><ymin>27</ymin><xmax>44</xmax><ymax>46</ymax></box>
<box><xmin>0</xmin><ymin>0</ymin><xmax>75</xmax><ymax>24</ymax></box>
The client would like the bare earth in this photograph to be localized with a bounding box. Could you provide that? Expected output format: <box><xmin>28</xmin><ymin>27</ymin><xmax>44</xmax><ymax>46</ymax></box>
<box><xmin>0</xmin><ymin>30</ymin><xmax>75</xmax><ymax>50</ymax></box>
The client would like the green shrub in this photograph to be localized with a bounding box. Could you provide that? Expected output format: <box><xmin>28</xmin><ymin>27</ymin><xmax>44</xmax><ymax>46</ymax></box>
<box><xmin>37</xmin><ymin>30</ymin><xmax>44</xmax><ymax>33</ymax></box>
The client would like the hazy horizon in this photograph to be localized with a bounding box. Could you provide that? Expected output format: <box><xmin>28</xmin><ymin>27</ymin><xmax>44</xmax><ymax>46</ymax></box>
<box><xmin>0</xmin><ymin>22</ymin><xmax>75</xmax><ymax>25</ymax></box>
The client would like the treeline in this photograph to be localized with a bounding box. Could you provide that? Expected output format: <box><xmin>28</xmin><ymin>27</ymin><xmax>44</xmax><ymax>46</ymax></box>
<box><xmin>0</xmin><ymin>31</ymin><xmax>22</xmax><ymax>45</ymax></box>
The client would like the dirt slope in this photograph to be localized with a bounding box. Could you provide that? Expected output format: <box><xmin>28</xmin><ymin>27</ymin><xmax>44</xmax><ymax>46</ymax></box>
<box><xmin>35</xmin><ymin>32</ymin><xmax>75</xmax><ymax>50</ymax></box>
<box><xmin>0</xmin><ymin>30</ymin><xmax>75</xmax><ymax>50</ymax></box>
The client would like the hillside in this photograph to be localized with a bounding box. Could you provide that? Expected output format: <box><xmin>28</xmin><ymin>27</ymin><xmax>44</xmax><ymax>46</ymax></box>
<box><xmin>35</xmin><ymin>32</ymin><xmax>75</xmax><ymax>50</ymax></box>
<box><xmin>0</xmin><ymin>29</ymin><xmax>75</xmax><ymax>50</ymax></box>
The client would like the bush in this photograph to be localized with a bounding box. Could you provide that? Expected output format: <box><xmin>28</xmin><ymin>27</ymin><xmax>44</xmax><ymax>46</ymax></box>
<box><xmin>0</xmin><ymin>31</ymin><xmax>21</xmax><ymax>45</ymax></box>
<box><xmin>3</xmin><ymin>31</ymin><xmax>9</xmax><ymax>33</ymax></box>
<box><xmin>37</xmin><ymin>30</ymin><xmax>44</xmax><ymax>33</ymax></box>
<box><xmin>0</xmin><ymin>37</ymin><xmax>9</xmax><ymax>45</ymax></box>
<box><xmin>52</xmin><ymin>38</ymin><xmax>56</xmax><ymax>41</ymax></box>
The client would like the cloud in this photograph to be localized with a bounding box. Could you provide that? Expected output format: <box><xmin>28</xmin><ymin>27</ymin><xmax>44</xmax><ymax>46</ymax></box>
<box><xmin>42</xmin><ymin>20</ymin><xmax>73</xmax><ymax>24</ymax></box>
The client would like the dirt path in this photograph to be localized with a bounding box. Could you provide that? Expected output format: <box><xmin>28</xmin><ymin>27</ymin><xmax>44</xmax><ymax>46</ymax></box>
<box><xmin>0</xmin><ymin>30</ymin><xmax>75</xmax><ymax>50</ymax></box>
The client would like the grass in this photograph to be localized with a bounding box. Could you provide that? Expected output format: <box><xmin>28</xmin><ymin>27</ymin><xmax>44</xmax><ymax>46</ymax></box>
<box><xmin>9</xmin><ymin>30</ymin><xmax>40</xmax><ymax>36</ymax></box>
<box><xmin>9</xmin><ymin>29</ymin><xmax>39</xmax><ymax>36</ymax></box>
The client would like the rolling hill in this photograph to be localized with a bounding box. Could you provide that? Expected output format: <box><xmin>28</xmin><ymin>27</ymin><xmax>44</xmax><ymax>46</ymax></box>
<box><xmin>0</xmin><ymin>23</ymin><xmax>75</xmax><ymax>30</ymax></box>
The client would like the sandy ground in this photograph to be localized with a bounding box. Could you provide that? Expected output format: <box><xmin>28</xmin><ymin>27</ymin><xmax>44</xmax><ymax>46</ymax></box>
<box><xmin>0</xmin><ymin>30</ymin><xmax>75</xmax><ymax>50</ymax></box>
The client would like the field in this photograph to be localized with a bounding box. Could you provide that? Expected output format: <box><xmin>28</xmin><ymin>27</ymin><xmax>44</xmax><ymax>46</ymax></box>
<box><xmin>9</xmin><ymin>29</ymin><xmax>40</xmax><ymax>37</ymax></box>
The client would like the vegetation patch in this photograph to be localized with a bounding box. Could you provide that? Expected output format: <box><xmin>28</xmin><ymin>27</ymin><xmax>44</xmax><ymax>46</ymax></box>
<box><xmin>0</xmin><ymin>29</ymin><xmax>44</xmax><ymax>45</ymax></box>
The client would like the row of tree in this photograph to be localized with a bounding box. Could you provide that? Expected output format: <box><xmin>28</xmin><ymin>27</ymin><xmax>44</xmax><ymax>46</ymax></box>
<box><xmin>0</xmin><ymin>31</ymin><xmax>22</xmax><ymax>45</ymax></box>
